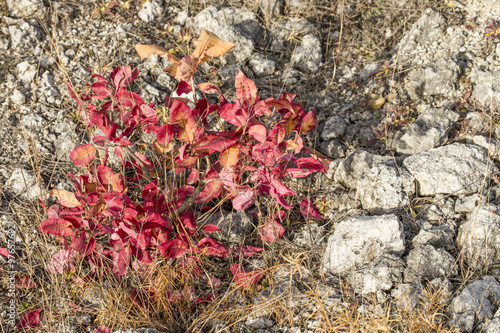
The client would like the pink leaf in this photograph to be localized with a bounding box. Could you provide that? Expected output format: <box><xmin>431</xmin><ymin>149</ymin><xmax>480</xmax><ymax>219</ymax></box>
<box><xmin>202</xmin><ymin>224</ymin><xmax>221</xmax><ymax>235</ymax></box>
<box><xmin>46</xmin><ymin>249</ymin><xmax>78</xmax><ymax>275</ymax></box>
<box><xmin>248</xmin><ymin>124</ymin><xmax>267</xmax><ymax>143</ymax></box>
<box><xmin>113</xmin><ymin>246</ymin><xmax>131</xmax><ymax>275</ymax></box>
<box><xmin>232</xmin><ymin>189</ymin><xmax>255</xmax><ymax>211</ymax></box>
<box><xmin>39</xmin><ymin>218</ymin><xmax>75</xmax><ymax>237</ymax></box>
<box><xmin>0</xmin><ymin>248</ymin><xmax>12</xmax><ymax>258</ymax></box>
<box><xmin>235</xmin><ymin>71</ymin><xmax>257</xmax><ymax>110</ymax></box>
<box><xmin>257</xmin><ymin>213</ymin><xmax>286</xmax><ymax>243</ymax></box>
<box><xmin>187</xmin><ymin>168</ymin><xmax>199</xmax><ymax>185</ymax></box>
<box><xmin>69</xmin><ymin>144</ymin><xmax>96</xmax><ymax>167</ymax></box>
<box><xmin>196</xmin><ymin>237</ymin><xmax>229</xmax><ymax>257</ymax></box>
<box><xmin>230</xmin><ymin>264</ymin><xmax>263</xmax><ymax>288</ymax></box>
<box><xmin>16</xmin><ymin>308</ymin><xmax>42</xmax><ymax>329</ymax></box>
<box><xmin>300</xmin><ymin>198</ymin><xmax>323</xmax><ymax>220</ymax></box>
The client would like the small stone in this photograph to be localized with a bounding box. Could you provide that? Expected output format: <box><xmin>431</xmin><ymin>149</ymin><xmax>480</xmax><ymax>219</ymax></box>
<box><xmin>138</xmin><ymin>0</ymin><xmax>163</xmax><ymax>23</ymax></box>
<box><xmin>10</xmin><ymin>89</ymin><xmax>26</xmax><ymax>105</ymax></box>
<box><xmin>248</xmin><ymin>53</ymin><xmax>277</xmax><ymax>77</ymax></box>
<box><xmin>291</xmin><ymin>34</ymin><xmax>322</xmax><ymax>73</ymax></box>
<box><xmin>321</xmin><ymin>116</ymin><xmax>347</xmax><ymax>140</ymax></box>
<box><xmin>7</xmin><ymin>0</ymin><xmax>46</xmax><ymax>18</ymax></box>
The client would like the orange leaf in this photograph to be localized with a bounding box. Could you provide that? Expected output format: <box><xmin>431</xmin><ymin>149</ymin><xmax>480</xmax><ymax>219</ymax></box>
<box><xmin>49</xmin><ymin>189</ymin><xmax>81</xmax><ymax>208</ymax></box>
<box><xmin>69</xmin><ymin>144</ymin><xmax>96</xmax><ymax>167</ymax></box>
<box><xmin>220</xmin><ymin>144</ymin><xmax>240</xmax><ymax>168</ymax></box>
<box><xmin>205</xmin><ymin>41</ymin><xmax>235</xmax><ymax>58</ymax></box>
<box><xmin>164</xmin><ymin>64</ymin><xmax>182</xmax><ymax>80</ymax></box>
<box><xmin>134</xmin><ymin>44</ymin><xmax>180</xmax><ymax>63</ymax></box>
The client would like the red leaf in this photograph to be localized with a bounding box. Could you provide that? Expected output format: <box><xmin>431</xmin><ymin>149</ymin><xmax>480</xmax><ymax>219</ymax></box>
<box><xmin>159</xmin><ymin>239</ymin><xmax>189</xmax><ymax>259</ymax></box>
<box><xmin>39</xmin><ymin>218</ymin><xmax>75</xmax><ymax>237</ymax></box>
<box><xmin>16</xmin><ymin>276</ymin><xmax>37</xmax><ymax>289</ymax></box>
<box><xmin>187</xmin><ymin>169</ymin><xmax>199</xmax><ymax>185</ymax></box>
<box><xmin>16</xmin><ymin>308</ymin><xmax>42</xmax><ymax>329</ymax></box>
<box><xmin>257</xmin><ymin>213</ymin><xmax>286</xmax><ymax>243</ymax></box>
<box><xmin>202</xmin><ymin>224</ymin><xmax>221</xmax><ymax>234</ymax></box>
<box><xmin>179</xmin><ymin>210</ymin><xmax>198</xmax><ymax>233</ymax></box>
<box><xmin>230</xmin><ymin>264</ymin><xmax>263</xmax><ymax>288</ymax></box>
<box><xmin>66</xmin><ymin>82</ymin><xmax>82</xmax><ymax>108</ymax></box>
<box><xmin>155</xmin><ymin>123</ymin><xmax>174</xmax><ymax>146</ymax></box>
<box><xmin>194</xmin><ymin>179</ymin><xmax>222</xmax><ymax>203</ymax></box>
<box><xmin>90</xmin><ymin>82</ymin><xmax>112</xmax><ymax>99</ymax></box>
<box><xmin>300</xmin><ymin>198</ymin><xmax>323</xmax><ymax>220</ymax></box>
<box><xmin>169</xmin><ymin>100</ymin><xmax>197</xmax><ymax>143</ymax></box>
<box><xmin>177</xmin><ymin>81</ymin><xmax>191</xmax><ymax>95</ymax></box>
<box><xmin>194</xmin><ymin>137</ymin><xmax>238</xmax><ymax>155</ymax></box>
<box><xmin>219</xmin><ymin>103</ymin><xmax>248</xmax><ymax>127</ymax></box>
<box><xmin>235</xmin><ymin>71</ymin><xmax>257</xmax><ymax>110</ymax></box>
<box><xmin>97</xmin><ymin>165</ymin><xmax>124</xmax><ymax>192</ymax></box>
<box><xmin>69</xmin><ymin>144</ymin><xmax>96</xmax><ymax>167</ymax></box>
<box><xmin>111</xmin><ymin>65</ymin><xmax>138</xmax><ymax>88</ymax></box>
<box><xmin>234</xmin><ymin>245</ymin><xmax>263</xmax><ymax>258</ymax></box>
<box><xmin>196</xmin><ymin>237</ymin><xmax>229</xmax><ymax>257</ymax></box>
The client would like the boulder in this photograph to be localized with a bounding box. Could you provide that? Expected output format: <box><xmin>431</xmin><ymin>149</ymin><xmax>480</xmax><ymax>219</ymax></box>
<box><xmin>457</xmin><ymin>204</ymin><xmax>500</xmax><ymax>272</ymax></box>
<box><xmin>403</xmin><ymin>143</ymin><xmax>498</xmax><ymax>196</ymax></box>
<box><xmin>395</xmin><ymin>107</ymin><xmax>459</xmax><ymax>155</ymax></box>
<box><xmin>322</xmin><ymin>214</ymin><xmax>405</xmax><ymax>276</ymax></box>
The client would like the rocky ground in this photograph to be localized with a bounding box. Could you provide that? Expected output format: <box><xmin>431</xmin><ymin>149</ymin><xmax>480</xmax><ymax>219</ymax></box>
<box><xmin>3</xmin><ymin>0</ymin><xmax>500</xmax><ymax>332</ymax></box>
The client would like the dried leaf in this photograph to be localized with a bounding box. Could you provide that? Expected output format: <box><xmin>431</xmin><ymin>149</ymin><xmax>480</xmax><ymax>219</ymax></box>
<box><xmin>49</xmin><ymin>189</ymin><xmax>81</xmax><ymax>208</ymax></box>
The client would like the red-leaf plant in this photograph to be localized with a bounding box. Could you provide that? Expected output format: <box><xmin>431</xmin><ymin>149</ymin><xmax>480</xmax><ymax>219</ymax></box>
<box><xmin>40</xmin><ymin>60</ymin><xmax>326</xmax><ymax>308</ymax></box>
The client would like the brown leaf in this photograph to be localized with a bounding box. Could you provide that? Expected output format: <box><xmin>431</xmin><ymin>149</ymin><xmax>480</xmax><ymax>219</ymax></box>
<box><xmin>193</xmin><ymin>29</ymin><xmax>234</xmax><ymax>64</ymax></box>
<box><xmin>134</xmin><ymin>44</ymin><xmax>180</xmax><ymax>63</ymax></box>
<box><xmin>179</xmin><ymin>55</ymin><xmax>197</xmax><ymax>81</ymax></box>
<box><xmin>164</xmin><ymin>63</ymin><xmax>182</xmax><ymax>80</ymax></box>
<box><xmin>205</xmin><ymin>41</ymin><xmax>235</xmax><ymax>58</ymax></box>
<box><xmin>49</xmin><ymin>189</ymin><xmax>81</xmax><ymax>208</ymax></box>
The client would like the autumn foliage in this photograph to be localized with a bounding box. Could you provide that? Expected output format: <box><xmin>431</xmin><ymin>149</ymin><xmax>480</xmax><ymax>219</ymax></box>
<box><xmin>37</xmin><ymin>29</ymin><xmax>326</xmax><ymax>317</ymax></box>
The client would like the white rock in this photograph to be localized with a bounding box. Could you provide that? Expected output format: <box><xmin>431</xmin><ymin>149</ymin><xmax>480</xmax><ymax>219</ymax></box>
<box><xmin>457</xmin><ymin>204</ymin><xmax>500</xmax><ymax>271</ymax></box>
<box><xmin>356</xmin><ymin>162</ymin><xmax>414</xmax><ymax>214</ymax></box>
<box><xmin>334</xmin><ymin>149</ymin><xmax>392</xmax><ymax>189</ymax></box>
<box><xmin>10</xmin><ymin>89</ymin><xmax>26</xmax><ymax>105</ymax></box>
<box><xmin>138</xmin><ymin>1</ymin><xmax>163</xmax><ymax>23</ymax></box>
<box><xmin>403</xmin><ymin>143</ymin><xmax>498</xmax><ymax>196</ymax></box>
<box><xmin>7</xmin><ymin>0</ymin><xmax>46</xmax><ymax>18</ymax></box>
<box><xmin>16</xmin><ymin>61</ymin><xmax>37</xmax><ymax>85</ymax></box>
<box><xmin>395</xmin><ymin>107</ymin><xmax>459</xmax><ymax>155</ymax></box>
<box><xmin>449</xmin><ymin>276</ymin><xmax>500</xmax><ymax>332</ymax></box>
<box><xmin>5</xmin><ymin>168</ymin><xmax>42</xmax><ymax>200</ymax></box>
<box><xmin>291</xmin><ymin>34</ymin><xmax>322</xmax><ymax>73</ymax></box>
<box><xmin>322</xmin><ymin>214</ymin><xmax>405</xmax><ymax>276</ymax></box>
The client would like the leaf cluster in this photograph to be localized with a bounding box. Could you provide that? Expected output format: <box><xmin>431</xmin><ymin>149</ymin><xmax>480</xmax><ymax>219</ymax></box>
<box><xmin>38</xmin><ymin>30</ymin><xmax>327</xmax><ymax>315</ymax></box>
